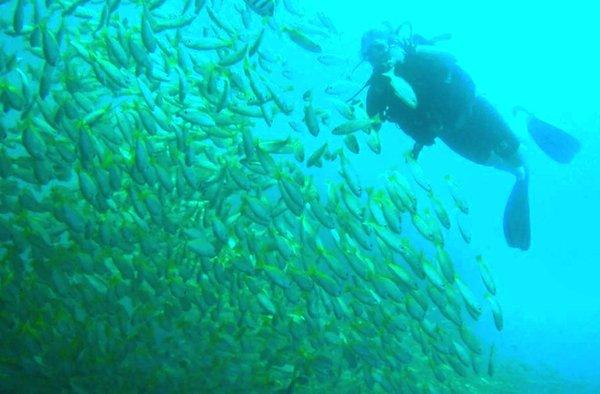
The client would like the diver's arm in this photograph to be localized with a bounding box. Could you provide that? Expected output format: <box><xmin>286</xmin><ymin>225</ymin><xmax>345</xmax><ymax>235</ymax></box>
<box><xmin>397</xmin><ymin>106</ymin><xmax>438</xmax><ymax>146</ymax></box>
<box><xmin>366</xmin><ymin>80</ymin><xmax>388</xmax><ymax>119</ymax></box>
<box><xmin>411</xmin><ymin>143</ymin><xmax>424</xmax><ymax>159</ymax></box>
<box><xmin>405</xmin><ymin>127</ymin><xmax>436</xmax><ymax>147</ymax></box>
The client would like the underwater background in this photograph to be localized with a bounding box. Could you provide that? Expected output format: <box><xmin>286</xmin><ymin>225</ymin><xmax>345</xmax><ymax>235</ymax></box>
<box><xmin>1</xmin><ymin>0</ymin><xmax>599</xmax><ymax>392</ymax></box>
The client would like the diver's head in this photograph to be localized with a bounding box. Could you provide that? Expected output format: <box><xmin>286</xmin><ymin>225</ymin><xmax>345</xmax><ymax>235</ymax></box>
<box><xmin>365</xmin><ymin>39</ymin><xmax>391</xmax><ymax>70</ymax></box>
<box><xmin>361</xmin><ymin>29</ymin><xmax>392</xmax><ymax>70</ymax></box>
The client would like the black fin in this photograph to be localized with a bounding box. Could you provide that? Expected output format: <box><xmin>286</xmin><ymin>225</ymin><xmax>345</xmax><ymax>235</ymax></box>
<box><xmin>527</xmin><ymin>115</ymin><xmax>581</xmax><ymax>164</ymax></box>
<box><xmin>503</xmin><ymin>176</ymin><xmax>531</xmax><ymax>250</ymax></box>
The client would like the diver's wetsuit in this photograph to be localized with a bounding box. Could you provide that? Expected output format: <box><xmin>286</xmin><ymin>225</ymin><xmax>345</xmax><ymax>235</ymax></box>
<box><xmin>366</xmin><ymin>48</ymin><xmax>520</xmax><ymax>164</ymax></box>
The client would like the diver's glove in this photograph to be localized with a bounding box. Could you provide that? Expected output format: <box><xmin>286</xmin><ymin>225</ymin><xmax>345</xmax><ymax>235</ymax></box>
<box><xmin>411</xmin><ymin>143</ymin><xmax>424</xmax><ymax>160</ymax></box>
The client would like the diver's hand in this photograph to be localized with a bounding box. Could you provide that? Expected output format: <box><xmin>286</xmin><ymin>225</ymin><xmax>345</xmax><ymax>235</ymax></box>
<box><xmin>411</xmin><ymin>143</ymin><xmax>424</xmax><ymax>160</ymax></box>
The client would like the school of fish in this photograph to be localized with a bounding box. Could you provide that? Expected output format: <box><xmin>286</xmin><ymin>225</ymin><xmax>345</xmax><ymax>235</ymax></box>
<box><xmin>0</xmin><ymin>0</ymin><xmax>506</xmax><ymax>391</ymax></box>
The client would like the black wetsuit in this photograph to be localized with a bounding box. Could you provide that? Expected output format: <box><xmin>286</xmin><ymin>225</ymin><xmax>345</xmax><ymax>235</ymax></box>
<box><xmin>366</xmin><ymin>48</ymin><xmax>520</xmax><ymax>164</ymax></box>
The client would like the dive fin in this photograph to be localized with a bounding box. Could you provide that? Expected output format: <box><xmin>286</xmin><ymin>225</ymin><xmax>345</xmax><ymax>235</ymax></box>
<box><xmin>503</xmin><ymin>176</ymin><xmax>530</xmax><ymax>251</ymax></box>
<box><xmin>516</xmin><ymin>108</ymin><xmax>581</xmax><ymax>163</ymax></box>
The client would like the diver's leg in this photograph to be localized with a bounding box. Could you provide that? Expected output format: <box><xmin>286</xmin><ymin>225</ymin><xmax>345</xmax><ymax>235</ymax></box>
<box><xmin>475</xmin><ymin>103</ymin><xmax>531</xmax><ymax>251</ymax></box>
<box><xmin>486</xmin><ymin>145</ymin><xmax>529</xmax><ymax>181</ymax></box>
<box><xmin>443</xmin><ymin>96</ymin><xmax>532</xmax><ymax>250</ymax></box>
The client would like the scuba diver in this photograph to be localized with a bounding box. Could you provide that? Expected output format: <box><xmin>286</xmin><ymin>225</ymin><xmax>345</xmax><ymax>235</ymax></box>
<box><xmin>359</xmin><ymin>26</ymin><xmax>581</xmax><ymax>250</ymax></box>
